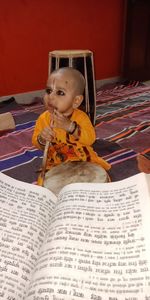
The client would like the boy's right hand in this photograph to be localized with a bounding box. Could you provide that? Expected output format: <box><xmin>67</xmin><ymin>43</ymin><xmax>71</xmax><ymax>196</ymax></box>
<box><xmin>40</xmin><ymin>126</ymin><xmax>56</xmax><ymax>143</ymax></box>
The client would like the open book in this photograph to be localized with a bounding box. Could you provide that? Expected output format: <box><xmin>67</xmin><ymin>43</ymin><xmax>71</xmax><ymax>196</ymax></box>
<box><xmin>0</xmin><ymin>171</ymin><xmax>150</xmax><ymax>300</ymax></box>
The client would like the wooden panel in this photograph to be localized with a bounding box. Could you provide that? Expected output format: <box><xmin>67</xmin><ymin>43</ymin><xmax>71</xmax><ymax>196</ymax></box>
<box><xmin>123</xmin><ymin>0</ymin><xmax>150</xmax><ymax>81</ymax></box>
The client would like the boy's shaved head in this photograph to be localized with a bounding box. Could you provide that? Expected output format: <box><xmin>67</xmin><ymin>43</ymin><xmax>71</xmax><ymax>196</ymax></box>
<box><xmin>45</xmin><ymin>67</ymin><xmax>85</xmax><ymax>115</ymax></box>
<box><xmin>50</xmin><ymin>67</ymin><xmax>85</xmax><ymax>95</ymax></box>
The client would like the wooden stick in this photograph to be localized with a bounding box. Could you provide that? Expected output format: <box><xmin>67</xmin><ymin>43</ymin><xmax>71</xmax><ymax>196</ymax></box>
<box><xmin>37</xmin><ymin>113</ymin><xmax>54</xmax><ymax>186</ymax></box>
<box><xmin>37</xmin><ymin>141</ymin><xmax>51</xmax><ymax>186</ymax></box>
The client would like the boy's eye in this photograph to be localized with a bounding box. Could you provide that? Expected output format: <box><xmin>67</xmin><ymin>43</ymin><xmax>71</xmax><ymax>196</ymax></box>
<box><xmin>45</xmin><ymin>88</ymin><xmax>52</xmax><ymax>95</ymax></box>
<box><xmin>57</xmin><ymin>90</ymin><xmax>65</xmax><ymax>96</ymax></box>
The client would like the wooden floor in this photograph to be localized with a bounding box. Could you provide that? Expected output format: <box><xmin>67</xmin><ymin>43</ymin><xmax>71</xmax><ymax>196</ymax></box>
<box><xmin>144</xmin><ymin>80</ymin><xmax>150</xmax><ymax>86</ymax></box>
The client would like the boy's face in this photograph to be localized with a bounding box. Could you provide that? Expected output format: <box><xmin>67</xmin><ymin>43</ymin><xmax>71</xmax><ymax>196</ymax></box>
<box><xmin>44</xmin><ymin>72</ymin><xmax>79</xmax><ymax>116</ymax></box>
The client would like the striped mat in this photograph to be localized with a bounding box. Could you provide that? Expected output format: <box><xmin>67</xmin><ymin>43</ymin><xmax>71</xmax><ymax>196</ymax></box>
<box><xmin>1</xmin><ymin>83</ymin><xmax>149</xmax><ymax>183</ymax></box>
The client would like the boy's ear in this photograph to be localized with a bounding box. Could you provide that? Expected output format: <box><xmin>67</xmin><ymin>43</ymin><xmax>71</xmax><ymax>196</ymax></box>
<box><xmin>73</xmin><ymin>95</ymin><xmax>83</xmax><ymax>109</ymax></box>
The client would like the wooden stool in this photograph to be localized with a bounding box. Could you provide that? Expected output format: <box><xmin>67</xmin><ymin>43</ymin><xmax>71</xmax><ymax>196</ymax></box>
<box><xmin>48</xmin><ymin>50</ymin><xmax>96</xmax><ymax>125</ymax></box>
<box><xmin>137</xmin><ymin>154</ymin><xmax>150</xmax><ymax>174</ymax></box>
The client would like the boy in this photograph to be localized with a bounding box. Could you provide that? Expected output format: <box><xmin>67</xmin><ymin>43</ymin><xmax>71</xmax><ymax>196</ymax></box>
<box><xmin>32</xmin><ymin>67</ymin><xmax>111</xmax><ymax>171</ymax></box>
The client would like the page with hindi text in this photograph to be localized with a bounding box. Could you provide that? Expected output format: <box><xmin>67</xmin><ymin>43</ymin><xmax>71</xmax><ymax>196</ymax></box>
<box><xmin>0</xmin><ymin>172</ymin><xmax>57</xmax><ymax>299</ymax></box>
<box><xmin>25</xmin><ymin>172</ymin><xmax>150</xmax><ymax>300</ymax></box>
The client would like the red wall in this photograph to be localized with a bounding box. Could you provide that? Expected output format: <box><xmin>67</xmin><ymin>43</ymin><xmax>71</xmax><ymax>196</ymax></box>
<box><xmin>0</xmin><ymin>0</ymin><xmax>124</xmax><ymax>96</ymax></box>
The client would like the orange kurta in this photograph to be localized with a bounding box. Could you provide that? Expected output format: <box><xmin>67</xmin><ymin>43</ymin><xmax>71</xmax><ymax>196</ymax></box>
<box><xmin>32</xmin><ymin>109</ymin><xmax>111</xmax><ymax>171</ymax></box>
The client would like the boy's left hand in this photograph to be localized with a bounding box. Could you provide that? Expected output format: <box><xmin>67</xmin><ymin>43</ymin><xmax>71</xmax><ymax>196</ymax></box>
<box><xmin>53</xmin><ymin>110</ymin><xmax>72</xmax><ymax>132</ymax></box>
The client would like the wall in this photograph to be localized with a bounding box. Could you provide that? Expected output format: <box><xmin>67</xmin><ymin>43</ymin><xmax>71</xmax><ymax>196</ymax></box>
<box><xmin>0</xmin><ymin>0</ymin><xmax>124</xmax><ymax>96</ymax></box>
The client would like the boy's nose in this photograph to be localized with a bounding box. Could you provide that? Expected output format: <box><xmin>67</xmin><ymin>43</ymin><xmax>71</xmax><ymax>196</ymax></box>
<box><xmin>48</xmin><ymin>91</ymin><xmax>56</xmax><ymax>101</ymax></box>
<box><xmin>48</xmin><ymin>92</ymin><xmax>57</xmax><ymax>107</ymax></box>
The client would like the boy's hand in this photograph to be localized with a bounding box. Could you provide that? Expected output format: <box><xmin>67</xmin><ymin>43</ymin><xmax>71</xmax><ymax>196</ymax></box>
<box><xmin>40</xmin><ymin>126</ymin><xmax>55</xmax><ymax>142</ymax></box>
<box><xmin>53</xmin><ymin>110</ymin><xmax>72</xmax><ymax>132</ymax></box>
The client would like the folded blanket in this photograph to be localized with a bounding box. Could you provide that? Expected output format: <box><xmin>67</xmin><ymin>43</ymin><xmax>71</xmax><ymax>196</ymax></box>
<box><xmin>0</xmin><ymin>112</ymin><xmax>15</xmax><ymax>132</ymax></box>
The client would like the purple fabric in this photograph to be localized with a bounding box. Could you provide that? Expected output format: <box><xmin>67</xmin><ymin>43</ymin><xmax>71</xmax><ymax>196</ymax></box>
<box><xmin>96</xmin><ymin>85</ymin><xmax>150</xmax><ymax>154</ymax></box>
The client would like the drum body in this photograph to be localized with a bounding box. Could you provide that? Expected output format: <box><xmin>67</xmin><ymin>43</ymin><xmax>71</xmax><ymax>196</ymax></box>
<box><xmin>48</xmin><ymin>50</ymin><xmax>96</xmax><ymax>125</ymax></box>
<box><xmin>44</xmin><ymin>161</ymin><xmax>109</xmax><ymax>196</ymax></box>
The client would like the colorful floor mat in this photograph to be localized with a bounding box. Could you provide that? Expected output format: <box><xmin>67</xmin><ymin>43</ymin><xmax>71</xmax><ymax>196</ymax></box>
<box><xmin>0</xmin><ymin>82</ymin><xmax>149</xmax><ymax>183</ymax></box>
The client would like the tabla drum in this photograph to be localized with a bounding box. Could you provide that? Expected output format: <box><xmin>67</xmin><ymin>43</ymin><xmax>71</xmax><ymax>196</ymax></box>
<box><xmin>44</xmin><ymin>161</ymin><xmax>110</xmax><ymax>196</ymax></box>
<box><xmin>48</xmin><ymin>50</ymin><xmax>96</xmax><ymax>125</ymax></box>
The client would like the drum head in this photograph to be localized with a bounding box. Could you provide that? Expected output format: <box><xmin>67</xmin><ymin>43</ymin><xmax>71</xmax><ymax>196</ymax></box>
<box><xmin>44</xmin><ymin>161</ymin><xmax>109</xmax><ymax>196</ymax></box>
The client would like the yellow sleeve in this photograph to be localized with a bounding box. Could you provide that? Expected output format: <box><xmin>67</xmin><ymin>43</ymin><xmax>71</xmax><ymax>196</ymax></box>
<box><xmin>32</xmin><ymin>111</ymin><xmax>51</xmax><ymax>149</ymax></box>
<box><xmin>72</xmin><ymin>110</ymin><xmax>96</xmax><ymax>146</ymax></box>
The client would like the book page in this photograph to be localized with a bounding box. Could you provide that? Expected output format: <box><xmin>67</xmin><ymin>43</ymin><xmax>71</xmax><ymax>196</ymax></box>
<box><xmin>145</xmin><ymin>174</ymin><xmax>150</xmax><ymax>194</ymax></box>
<box><xmin>0</xmin><ymin>172</ymin><xmax>57</xmax><ymax>299</ymax></box>
<box><xmin>26</xmin><ymin>172</ymin><xmax>150</xmax><ymax>300</ymax></box>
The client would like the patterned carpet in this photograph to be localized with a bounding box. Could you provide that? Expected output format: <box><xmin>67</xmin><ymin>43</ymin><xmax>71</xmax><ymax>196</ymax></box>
<box><xmin>0</xmin><ymin>82</ymin><xmax>149</xmax><ymax>183</ymax></box>
<box><xmin>96</xmin><ymin>84</ymin><xmax>150</xmax><ymax>155</ymax></box>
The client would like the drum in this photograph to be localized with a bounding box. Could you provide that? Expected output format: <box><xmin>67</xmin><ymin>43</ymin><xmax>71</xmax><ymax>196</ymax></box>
<box><xmin>44</xmin><ymin>161</ymin><xmax>110</xmax><ymax>196</ymax></box>
<box><xmin>48</xmin><ymin>50</ymin><xmax>96</xmax><ymax>125</ymax></box>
